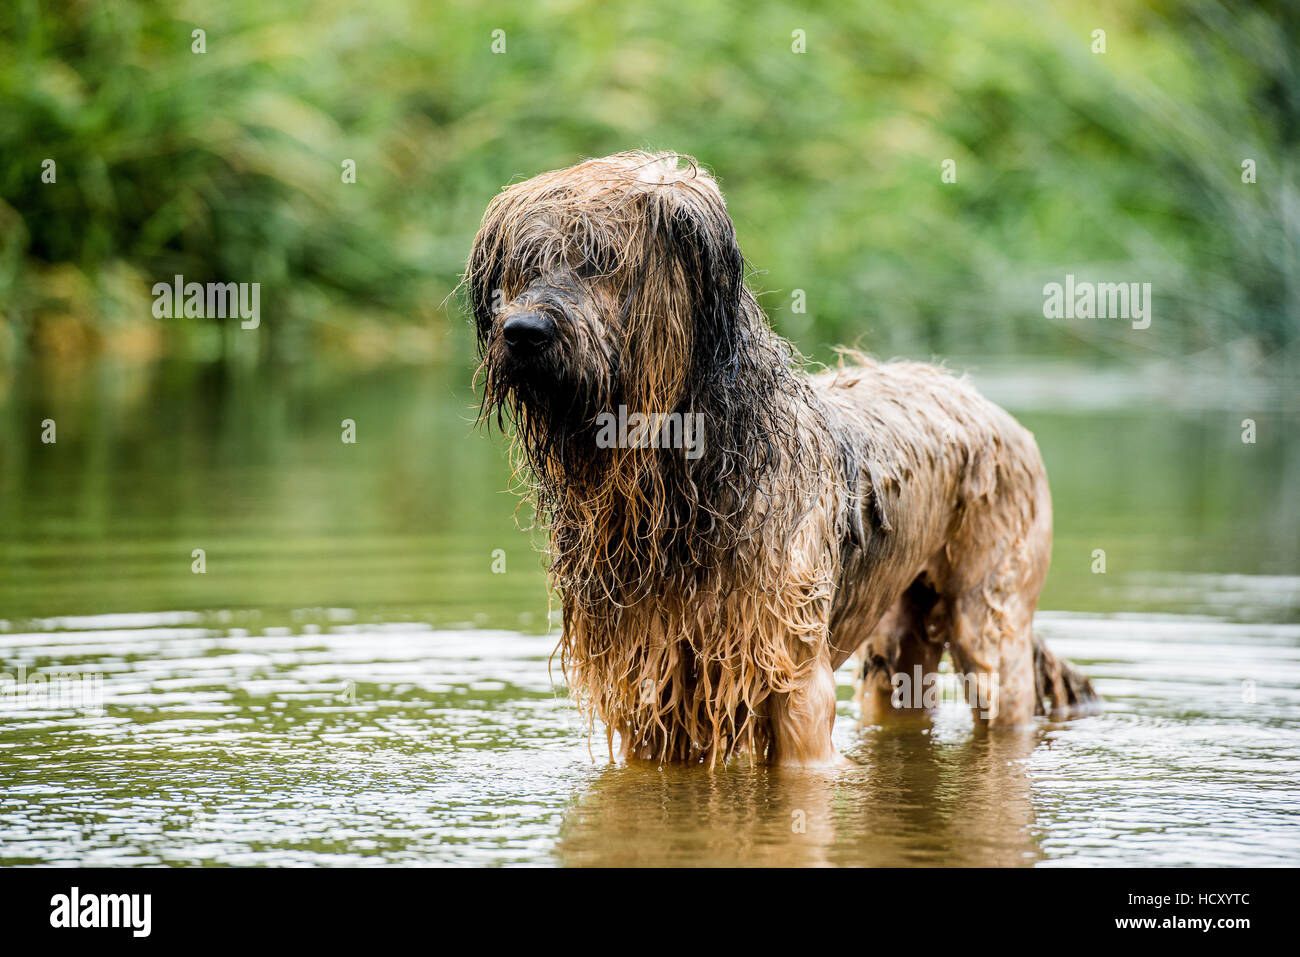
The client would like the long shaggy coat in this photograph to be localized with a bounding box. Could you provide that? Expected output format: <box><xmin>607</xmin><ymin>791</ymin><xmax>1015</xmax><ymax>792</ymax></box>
<box><xmin>466</xmin><ymin>150</ymin><xmax>1096</xmax><ymax>767</ymax></box>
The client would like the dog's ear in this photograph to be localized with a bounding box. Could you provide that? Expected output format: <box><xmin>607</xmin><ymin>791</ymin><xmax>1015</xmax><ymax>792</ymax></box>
<box><xmin>660</xmin><ymin>179</ymin><xmax>746</xmax><ymax>390</ymax></box>
<box><xmin>466</xmin><ymin>195</ymin><xmax>512</xmax><ymax>356</ymax></box>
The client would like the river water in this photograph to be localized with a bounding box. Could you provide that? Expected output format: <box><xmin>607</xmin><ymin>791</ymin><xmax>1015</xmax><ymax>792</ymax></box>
<box><xmin>1</xmin><ymin>360</ymin><xmax>1296</xmax><ymax>865</ymax></box>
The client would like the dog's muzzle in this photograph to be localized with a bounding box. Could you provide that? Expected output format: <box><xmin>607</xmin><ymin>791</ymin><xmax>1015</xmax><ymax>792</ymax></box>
<box><xmin>502</xmin><ymin>311</ymin><xmax>556</xmax><ymax>355</ymax></box>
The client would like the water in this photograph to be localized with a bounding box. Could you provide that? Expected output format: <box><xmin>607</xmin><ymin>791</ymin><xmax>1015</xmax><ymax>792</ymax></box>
<box><xmin>1</xmin><ymin>359</ymin><xmax>1297</xmax><ymax>866</ymax></box>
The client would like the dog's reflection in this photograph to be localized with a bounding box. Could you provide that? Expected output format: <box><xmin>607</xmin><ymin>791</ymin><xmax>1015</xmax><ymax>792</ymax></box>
<box><xmin>555</xmin><ymin>718</ymin><xmax>1044</xmax><ymax>866</ymax></box>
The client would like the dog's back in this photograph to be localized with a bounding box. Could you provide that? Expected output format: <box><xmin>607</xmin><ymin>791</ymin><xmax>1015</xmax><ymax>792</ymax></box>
<box><xmin>807</xmin><ymin>355</ymin><xmax>1093</xmax><ymax>720</ymax></box>
<box><xmin>811</xmin><ymin>356</ymin><xmax>1049</xmax><ymax>542</ymax></box>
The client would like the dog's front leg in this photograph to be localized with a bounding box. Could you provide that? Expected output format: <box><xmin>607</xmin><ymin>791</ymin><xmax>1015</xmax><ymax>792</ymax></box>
<box><xmin>768</xmin><ymin>652</ymin><xmax>843</xmax><ymax>767</ymax></box>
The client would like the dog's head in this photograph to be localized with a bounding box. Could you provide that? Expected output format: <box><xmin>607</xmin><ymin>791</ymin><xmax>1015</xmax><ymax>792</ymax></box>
<box><xmin>465</xmin><ymin>151</ymin><xmax>748</xmax><ymax>472</ymax></box>
<box><xmin>465</xmin><ymin>151</ymin><xmax>806</xmax><ymax>593</ymax></box>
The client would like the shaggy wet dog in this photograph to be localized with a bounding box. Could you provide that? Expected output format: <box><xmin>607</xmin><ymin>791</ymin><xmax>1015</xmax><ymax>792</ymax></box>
<box><xmin>466</xmin><ymin>150</ymin><xmax>1097</xmax><ymax>767</ymax></box>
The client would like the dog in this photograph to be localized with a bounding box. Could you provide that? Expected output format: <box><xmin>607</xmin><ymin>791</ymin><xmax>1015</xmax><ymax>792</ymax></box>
<box><xmin>465</xmin><ymin>150</ymin><xmax>1097</xmax><ymax>767</ymax></box>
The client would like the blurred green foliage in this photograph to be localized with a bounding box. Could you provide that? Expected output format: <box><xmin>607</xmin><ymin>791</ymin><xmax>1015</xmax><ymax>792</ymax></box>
<box><xmin>0</xmin><ymin>0</ymin><xmax>1295</xmax><ymax>366</ymax></box>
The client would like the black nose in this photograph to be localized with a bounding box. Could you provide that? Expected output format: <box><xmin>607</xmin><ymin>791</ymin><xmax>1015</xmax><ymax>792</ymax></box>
<box><xmin>502</xmin><ymin>312</ymin><xmax>555</xmax><ymax>352</ymax></box>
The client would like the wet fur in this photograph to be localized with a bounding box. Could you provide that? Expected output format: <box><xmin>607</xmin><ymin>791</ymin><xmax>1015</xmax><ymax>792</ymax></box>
<box><xmin>465</xmin><ymin>150</ymin><xmax>1097</xmax><ymax>767</ymax></box>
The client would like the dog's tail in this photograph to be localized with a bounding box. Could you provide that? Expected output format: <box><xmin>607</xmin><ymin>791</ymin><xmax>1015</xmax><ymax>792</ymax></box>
<box><xmin>1032</xmin><ymin>633</ymin><xmax>1101</xmax><ymax>718</ymax></box>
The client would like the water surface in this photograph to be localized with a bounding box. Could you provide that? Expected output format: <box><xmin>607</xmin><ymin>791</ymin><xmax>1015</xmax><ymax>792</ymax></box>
<box><xmin>1</xmin><ymin>360</ymin><xmax>1296</xmax><ymax>866</ymax></box>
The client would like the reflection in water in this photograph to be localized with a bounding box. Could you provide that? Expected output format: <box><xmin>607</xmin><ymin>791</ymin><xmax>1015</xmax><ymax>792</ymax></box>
<box><xmin>840</xmin><ymin>725</ymin><xmax>1043</xmax><ymax>867</ymax></box>
<box><xmin>557</xmin><ymin>722</ymin><xmax>1042</xmax><ymax>867</ymax></box>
